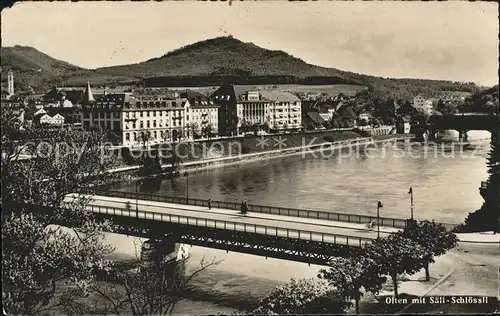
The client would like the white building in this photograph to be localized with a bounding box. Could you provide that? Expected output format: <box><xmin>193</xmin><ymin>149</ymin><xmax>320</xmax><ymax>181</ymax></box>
<box><xmin>413</xmin><ymin>95</ymin><xmax>433</xmax><ymax>115</ymax></box>
<box><xmin>211</xmin><ymin>85</ymin><xmax>301</xmax><ymax>134</ymax></box>
<box><xmin>81</xmin><ymin>83</ymin><xmax>218</xmax><ymax>147</ymax></box>
<box><xmin>39</xmin><ymin>113</ymin><xmax>65</xmax><ymax>125</ymax></box>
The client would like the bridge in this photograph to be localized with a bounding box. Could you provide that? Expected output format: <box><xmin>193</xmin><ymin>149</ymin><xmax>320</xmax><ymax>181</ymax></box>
<box><xmin>412</xmin><ymin>113</ymin><xmax>499</xmax><ymax>141</ymax></box>
<box><xmin>63</xmin><ymin>193</ymin><xmax>405</xmax><ymax>266</ymax></box>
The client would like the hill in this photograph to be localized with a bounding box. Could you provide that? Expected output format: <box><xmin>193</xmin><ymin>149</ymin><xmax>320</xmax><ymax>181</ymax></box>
<box><xmin>0</xmin><ymin>46</ymin><xmax>136</xmax><ymax>92</ymax></box>
<box><xmin>0</xmin><ymin>45</ymin><xmax>84</xmax><ymax>91</ymax></box>
<box><xmin>459</xmin><ymin>85</ymin><xmax>499</xmax><ymax>114</ymax></box>
<box><xmin>1</xmin><ymin>37</ymin><xmax>484</xmax><ymax>98</ymax></box>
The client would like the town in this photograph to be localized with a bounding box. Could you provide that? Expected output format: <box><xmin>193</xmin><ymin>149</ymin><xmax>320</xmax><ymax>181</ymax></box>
<box><xmin>1</xmin><ymin>2</ymin><xmax>499</xmax><ymax>316</ymax></box>
<box><xmin>1</xmin><ymin>69</ymin><xmax>475</xmax><ymax>148</ymax></box>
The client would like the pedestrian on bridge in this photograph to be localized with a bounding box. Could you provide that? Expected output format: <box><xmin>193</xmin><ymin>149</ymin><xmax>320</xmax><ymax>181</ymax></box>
<box><xmin>208</xmin><ymin>198</ymin><xmax>212</xmax><ymax>210</ymax></box>
<box><xmin>240</xmin><ymin>200</ymin><xmax>248</xmax><ymax>215</ymax></box>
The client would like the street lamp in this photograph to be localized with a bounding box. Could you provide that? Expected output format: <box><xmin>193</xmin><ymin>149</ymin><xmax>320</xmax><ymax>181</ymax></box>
<box><xmin>184</xmin><ymin>171</ymin><xmax>189</xmax><ymax>203</ymax></box>
<box><xmin>408</xmin><ymin>187</ymin><xmax>414</xmax><ymax>220</ymax></box>
<box><xmin>377</xmin><ymin>201</ymin><xmax>383</xmax><ymax>238</ymax></box>
<box><xmin>135</xmin><ymin>180</ymin><xmax>139</xmax><ymax>218</ymax></box>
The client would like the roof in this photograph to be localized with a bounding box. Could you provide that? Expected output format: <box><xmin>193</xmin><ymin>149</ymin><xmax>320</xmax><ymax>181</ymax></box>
<box><xmin>259</xmin><ymin>90</ymin><xmax>300</xmax><ymax>103</ymax></box>
<box><xmin>180</xmin><ymin>90</ymin><xmax>217</xmax><ymax>108</ymax></box>
<box><xmin>306</xmin><ymin>112</ymin><xmax>326</xmax><ymax>125</ymax></box>
<box><xmin>82</xmin><ymin>82</ymin><xmax>95</xmax><ymax>104</ymax></box>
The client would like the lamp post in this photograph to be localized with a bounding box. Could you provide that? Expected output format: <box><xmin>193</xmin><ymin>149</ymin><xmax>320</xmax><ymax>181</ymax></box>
<box><xmin>377</xmin><ymin>201</ymin><xmax>383</xmax><ymax>238</ymax></box>
<box><xmin>135</xmin><ymin>180</ymin><xmax>139</xmax><ymax>218</ymax></box>
<box><xmin>184</xmin><ymin>171</ymin><xmax>189</xmax><ymax>203</ymax></box>
<box><xmin>408</xmin><ymin>187</ymin><xmax>414</xmax><ymax>220</ymax></box>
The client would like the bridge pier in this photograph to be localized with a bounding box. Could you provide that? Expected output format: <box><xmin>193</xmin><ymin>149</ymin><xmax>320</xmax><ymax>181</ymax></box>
<box><xmin>428</xmin><ymin>129</ymin><xmax>437</xmax><ymax>141</ymax></box>
<box><xmin>140</xmin><ymin>234</ymin><xmax>190</xmax><ymax>266</ymax></box>
<box><xmin>458</xmin><ymin>130</ymin><xmax>468</xmax><ymax>142</ymax></box>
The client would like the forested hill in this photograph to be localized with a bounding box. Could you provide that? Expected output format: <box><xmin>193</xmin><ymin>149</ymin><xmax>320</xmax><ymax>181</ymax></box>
<box><xmin>459</xmin><ymin>85</ymin><xmax>499</xmax><ymax>114</ymax></box>
<box><xmin>1</xmin><ymin>36</ymin><xmax>484</xmax><ymax>98</ymax></box>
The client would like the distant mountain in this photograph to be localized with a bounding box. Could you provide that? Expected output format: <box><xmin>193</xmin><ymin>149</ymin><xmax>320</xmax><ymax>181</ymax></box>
<box><xmin>1</xmin><ymin>45</ymin><xmax>81</xmax><ymax>75</ymax></box>
<box><xmin>0</xmin><ymin>46</ymin><xmax>135</xmax><ymax>92</ymax></box>
<box><xmin>1</xmin><ymin>37</ymin><xmax>483</xmax><ymax>98</ymax></box>
<box><xmin>1</xmin><ymin>45</ymin><xmax>81</xmax><ymax>92</ymax></box>
<box><xmin>95</xmin><ymin>36</ymin><xmax>352</xmax><ymax>78</ymax></box>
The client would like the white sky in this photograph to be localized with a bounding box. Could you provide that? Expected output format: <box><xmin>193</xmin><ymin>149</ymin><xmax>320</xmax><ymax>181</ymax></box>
<box><xmin>1</xmin><ymin>1</ymin><xmax>498</xmax><ymax>85</ymax></box>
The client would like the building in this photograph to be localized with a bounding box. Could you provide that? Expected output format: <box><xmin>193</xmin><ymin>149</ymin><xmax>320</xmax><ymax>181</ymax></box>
<box><xmin>413</xmin><ymin>95</ymin><xmax>433</xmax><ymax>115</ymax></box>
<box><xmin>81</xmin><ymin>83</ymin><xmax>217</xmax><ymax>146</ymax></box>
<box><xmin>211</xmin><ymin>85</ymin><xmax>301</xmax><ymax>135</ymax></box>
<box><xmin>180</xmin><ymin>91</ymin><xmax>219</xmax><ymax>138</ymax></box>
<box><xmin>38</xmin><ymin>113</ymin><xmax>65</xmax><ymax>126</ymax></box>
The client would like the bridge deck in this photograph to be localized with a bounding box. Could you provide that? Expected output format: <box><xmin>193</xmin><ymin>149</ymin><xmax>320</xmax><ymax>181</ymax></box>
<box><xmin>69</xmin><ymin>195</ymin><xmax>399</xmax><ymax>248</ymax></box>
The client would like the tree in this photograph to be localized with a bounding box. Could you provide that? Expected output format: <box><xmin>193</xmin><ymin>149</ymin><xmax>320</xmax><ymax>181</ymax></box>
<box><xmin>253</xmin><ymin>278</ymin><xmax>351</xmax><ymax>315</ymax></box>
<box><xmin>363</xmin><ymin>234</ymin><xmax>426</xmax><ymax>297</ymax></box>
<box><xmin>58</xmin><ymin>239</ymin><xmax>221</xmax><ymax>316</ymax></box>
<box><xmin>2</xmin><ymin>107</ymin><xmax>118</xmax><ymax>314</ymax></box>
<box><xmin>187</xmin><ymin>123</ymin><xmax>200</xmax><ymax>139</ymax></box>
<box><xmin>401</xmin><ymin>221</ymin><xmax>458</xmax><ymax>281</ymax></box>
<box><xmin>138</xmin><ymin>128</ymin><xmax>151</xmax><ymax>149</ymax></box>
<box><xmin>252</xmin><ymin>123</ymin><xmax>260</xmax><ymax>136</ymax></box>
<box><xmin>318</xmin><ymin>256</ymin><xmax>387</xmax><ymax>314</ymax></box>
<box><xmin>239</xmin><ymin>119</ymin><xmax>251</xmax><ymax>134</ymax></box>
<box><xmin>436</xmin><ymin>99</ymin><xmax>458</xmax><ymax>115</ymax></box>
<box><xmin>201</xmin><ymin>123</ymin><xmax>214</xmax><ymax>139</ymax></box>
<box><xmin>358</xmin><ymin>119</ymin><xmax>369</xmax><ymax>127</ymax></box>
<box><xmin>457</xmin><ymin>130</ymin><xmax>500</xmax><ymax>233</ymax></box>
<box><xmin>261</xmin><ymin>122</ymin><xmax>270</xmax><ymax>133</ymax></box>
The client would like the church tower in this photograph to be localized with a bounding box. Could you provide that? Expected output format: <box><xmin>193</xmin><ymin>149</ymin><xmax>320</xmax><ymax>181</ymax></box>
<box><xmin>82</xmin><ymin>81</ymin><xmax>95</xmax><ymax>105</ymax></box>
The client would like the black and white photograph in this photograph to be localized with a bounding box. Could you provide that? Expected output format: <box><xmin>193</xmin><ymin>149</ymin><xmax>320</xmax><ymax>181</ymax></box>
<box><xmin>1</xmin><ymin>1</ymin><xmax>499</xmax><ymax>315</ymax></box>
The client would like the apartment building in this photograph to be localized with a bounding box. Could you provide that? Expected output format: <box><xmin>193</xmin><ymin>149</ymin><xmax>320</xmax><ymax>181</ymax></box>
<box><xmin>413</xmin><ymin>95</ymin><xmax>433</xmax><ymax>115</ymax></box>
<box><xmin>180</xmin><ymin>91</ymin><xmax>219</xmax><ymax>137</ymax></box>
<box><xmin>81</xmin><ymin>83</ymin><xmax>218</xmax><ymax>146</ymax></box>
<box><xmin>211</xmin><ymin>85</ymin><xmax>301</xmax><ymax>135</ymax></box>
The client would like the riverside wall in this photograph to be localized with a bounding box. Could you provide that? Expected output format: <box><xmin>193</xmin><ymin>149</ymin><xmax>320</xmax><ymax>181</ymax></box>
<box><xmin>108</xmin><ymin>129</ymin><xmax>411</xmax><ymax>183</ymax></box>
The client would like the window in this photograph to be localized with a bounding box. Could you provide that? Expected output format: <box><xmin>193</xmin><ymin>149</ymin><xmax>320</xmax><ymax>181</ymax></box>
<box><xmin>146</xmin><ymin>121</ymin><xmax>150</xmax><ymax>128</ymax></box>
<box><xmin>125</xmin><ymin>133</ymin><xmax>130</xmax><ymax>141</ymax></box>
<box><xmin>153</xmin><ymin>121</ymin><xmax>157</xmax><ymax>128</ymax></box>
<box><xmin>140</xmin><ymin>121</ymin><xmax>144</xmax><ymax>128</ymax></box>
<box><xmin>140</xmin><ymin>112</ymin><xmax>143</xmax><ymax>118</ymax></box>
<box><xmin>147</xmin><ymin>111</ymin><xmax>150</xmax><ymax>117</ymax></box>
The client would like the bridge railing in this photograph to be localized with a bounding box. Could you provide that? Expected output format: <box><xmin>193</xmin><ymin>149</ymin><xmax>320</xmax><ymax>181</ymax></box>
<box><xmin>88</xmin><ymin>204</ymin><xmax>372</xmax><ymax>248</ymax></box>
<box><xmin>92</xmin><ymin>190</ymin><xmax>459</xmax><ymax>230</ymax></box>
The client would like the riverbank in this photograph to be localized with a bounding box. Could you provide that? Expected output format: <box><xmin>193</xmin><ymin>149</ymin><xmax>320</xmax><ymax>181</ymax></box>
<box><xmin>107</xmin><ymin>131</ymin><xmax>412</xmax><ymax>183</ymax></box>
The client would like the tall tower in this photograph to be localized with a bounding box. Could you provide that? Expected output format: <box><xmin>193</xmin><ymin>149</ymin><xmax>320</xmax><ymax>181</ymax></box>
<box><xmin>7</xmin><ymin>70</ymin><xmax>14</xmax><ymax>97</ymax></box>
<box><xmin>82</xmin><ymin>81</ymin><xmax>95</xmax><ymax>105</ymax></box>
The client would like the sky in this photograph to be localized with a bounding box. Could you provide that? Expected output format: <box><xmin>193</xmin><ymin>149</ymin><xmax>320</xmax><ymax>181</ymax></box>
<box><xmin>1</xmin><ymin>1</ymin><xmax>498</xmax><ymax>86</ymax></box>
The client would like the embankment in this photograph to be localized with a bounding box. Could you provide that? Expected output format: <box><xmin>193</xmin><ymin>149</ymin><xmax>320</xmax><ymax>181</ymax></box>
<box><xmin>108</xmin><ymin>129</ymin><xmax>412</xmax><ymax>182</ymax></box>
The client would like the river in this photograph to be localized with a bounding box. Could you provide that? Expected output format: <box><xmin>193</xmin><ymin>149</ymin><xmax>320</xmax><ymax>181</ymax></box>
<box><xmin>104</xmin><ymin>130</ymin><xmax>492</xmax><ymax>313</ymax></box>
